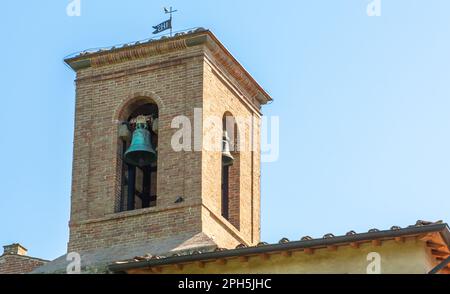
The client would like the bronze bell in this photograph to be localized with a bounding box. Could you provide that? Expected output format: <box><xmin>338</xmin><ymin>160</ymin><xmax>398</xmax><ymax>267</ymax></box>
<box><xmin>124</xmin><ymin>116</ymin><xmax>157</xmax><ymax>167</ymax></box>
<box><xmin>222</xmin><ymin>131</ymin><xmax>234</xmax><ymax>166</ymax></box>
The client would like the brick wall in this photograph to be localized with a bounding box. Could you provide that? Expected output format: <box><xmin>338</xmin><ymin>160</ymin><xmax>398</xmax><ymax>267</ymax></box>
<box><xmin>228</xmin><ymin>151</ymin><xmax>241</xmax><ymax>230</ymax></box>
<box><xmin>201</xmin><ymin>56</ymin><xmax>262</xmax><ymax>246</ymax></box>
<box><xmin>0</xmin><ymin>255</ymin><xmax>47</xmax><ymax>274</ymax></box>
<box><xmin>68</xmin><ymin>45</ymin><xmax>206</xmax><ymax>252</ymax></box>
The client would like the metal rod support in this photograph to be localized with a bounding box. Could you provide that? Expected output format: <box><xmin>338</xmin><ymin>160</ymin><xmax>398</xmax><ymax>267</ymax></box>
<box><xmin>127</xmin><ymin>165</ymin><xmax>136</xmax><ymax>211</ymax></box>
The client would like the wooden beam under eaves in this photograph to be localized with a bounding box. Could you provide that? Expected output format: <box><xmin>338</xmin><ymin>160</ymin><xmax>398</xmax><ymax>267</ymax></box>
<box><xmin>426</xmin><ymin>241</ymin><xmax>445</xmax><ymax>249</ymax></box>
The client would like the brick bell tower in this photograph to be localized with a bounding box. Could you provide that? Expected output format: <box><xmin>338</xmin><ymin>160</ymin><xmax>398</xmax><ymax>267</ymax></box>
<box><xmin>63</xmin><ymin>29</ymin><xmax>271</xmax><ymax>268</ymax></box>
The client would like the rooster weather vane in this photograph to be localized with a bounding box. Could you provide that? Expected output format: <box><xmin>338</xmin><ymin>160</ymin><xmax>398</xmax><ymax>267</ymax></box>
<box><xmin>152</xmin><ymin>6</ymin><xmax>178</xmax><ymax>36</ymax></box>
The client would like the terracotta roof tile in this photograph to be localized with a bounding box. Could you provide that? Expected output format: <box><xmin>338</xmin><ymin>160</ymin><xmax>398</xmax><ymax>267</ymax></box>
<box><xmin>278</xmin><ymin>238</ymin><xmax>290</xmax><ymax>244</ymax></box>
<box><xmin>214</xmin><ymin>248</ymin><xmax>227</xmax><ymax>252</ymax></box>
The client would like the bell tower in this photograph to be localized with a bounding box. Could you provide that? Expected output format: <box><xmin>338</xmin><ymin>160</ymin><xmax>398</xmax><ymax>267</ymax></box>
<box><xmin>64</xmin><ymin>29</ymin><xmax>271</xmax><ymax>266</ymax></box>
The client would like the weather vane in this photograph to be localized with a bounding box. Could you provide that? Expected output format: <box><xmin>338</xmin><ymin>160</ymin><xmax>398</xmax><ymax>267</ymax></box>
<box><xmin>152</xmin><ymin>6</ymin><xmax>178</xmax><ymax>37</ymax></box>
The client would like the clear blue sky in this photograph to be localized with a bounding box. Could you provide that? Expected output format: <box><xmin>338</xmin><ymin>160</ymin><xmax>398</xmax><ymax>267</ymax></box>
<box><xmin>1</xmin><ymin>1</ymin><xmax>449</xmax><ymax>260</ymax></box>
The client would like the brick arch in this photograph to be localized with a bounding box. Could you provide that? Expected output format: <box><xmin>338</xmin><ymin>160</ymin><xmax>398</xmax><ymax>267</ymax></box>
<box><xmin>221</xmin><ymin>112</ymin><xmax>241</xmax><ymax>230</ymax></box>
<box><xmin>114</xmin><ymin>91</ymin><xmax>165</xmax><ymax>122</ymax></box>
<box><xmin>112</xmin><ymin>91</ymin><xmax>162</xmax><ymax>213</ymax></box>
<box><xmin>222</xmin><ymin>111</ymin><xmax>240</xmax><ymax>152</ymax></box>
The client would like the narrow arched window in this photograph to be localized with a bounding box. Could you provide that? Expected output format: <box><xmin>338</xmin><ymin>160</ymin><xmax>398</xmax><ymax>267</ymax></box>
<box><xmin>118</xmin><ymin>102</ymin><xmax>158</xmax><ymax>212</ymax></box>
<box><xmin>221</xmin><ymin>113</ymin><xmax>240</xmax><ymax>230</ymax></box>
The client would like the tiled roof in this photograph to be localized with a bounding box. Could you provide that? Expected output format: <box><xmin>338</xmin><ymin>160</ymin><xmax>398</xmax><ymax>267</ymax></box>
<box><xmin>109</xmin><ymin>220</ymin><xmax>450</xmax><ymax>273</ymax></box>
<box><xmin>0</xmin><ymin>253</ymin><xmax>49</xmax><ymax>263</ymax></box>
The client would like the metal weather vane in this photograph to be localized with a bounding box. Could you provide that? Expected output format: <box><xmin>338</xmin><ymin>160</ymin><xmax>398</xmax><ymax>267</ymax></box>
<box><xmin>152</xmin><ymin>6</ymin><xmax>177</xmax><ymax>36</ymax></box>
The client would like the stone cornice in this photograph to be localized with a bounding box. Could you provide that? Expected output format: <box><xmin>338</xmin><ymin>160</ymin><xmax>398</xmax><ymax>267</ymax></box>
<box><xmin>69</xmin><ymin>201</ymin><xmax>203</xmax><ymax>227</ymax></box>
<box><xmin>64</xmin><ymin>29</ymin><xmax>272</xmax><ymax>105</ymax></box>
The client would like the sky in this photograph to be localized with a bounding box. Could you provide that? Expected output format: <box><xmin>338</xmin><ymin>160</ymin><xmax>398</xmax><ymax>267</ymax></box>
<box><xmin>1</xmin><ymin>0</ymin><xmax>450</xmax><ymax>260</ymax></box>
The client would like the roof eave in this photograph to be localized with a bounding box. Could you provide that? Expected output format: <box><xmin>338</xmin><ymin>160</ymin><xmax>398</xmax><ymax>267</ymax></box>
<box><xmin>108</xmin><ymin>223</ymin><xmax>450</xmax><ymax>273</ymax></box>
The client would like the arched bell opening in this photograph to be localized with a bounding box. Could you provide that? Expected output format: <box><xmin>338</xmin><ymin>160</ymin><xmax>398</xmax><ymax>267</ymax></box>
<box><xmin>117</xmin><ymin>102</ymin><xmax>159</xmax><ymax>212</ymax></box>
<box><xmin>221</xmin><ymin>112</ymin><xmax>240</xmax><ymax>230</ymax></box>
